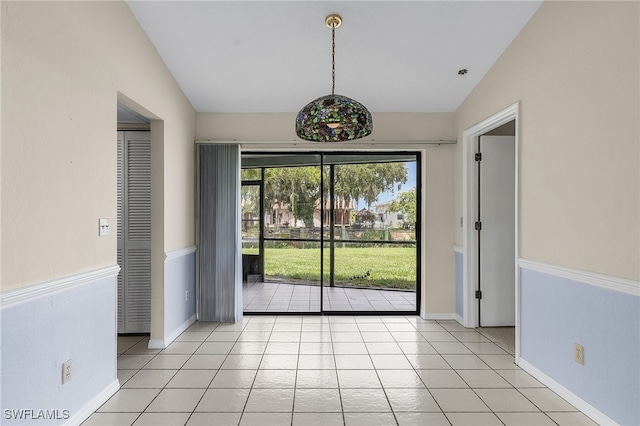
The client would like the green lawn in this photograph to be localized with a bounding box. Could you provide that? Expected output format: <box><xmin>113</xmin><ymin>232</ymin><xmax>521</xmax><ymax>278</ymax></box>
<box><xmin>243</xmin><ymin>247</ymin><xmax>416</xmax><ymax>290</ymax></box>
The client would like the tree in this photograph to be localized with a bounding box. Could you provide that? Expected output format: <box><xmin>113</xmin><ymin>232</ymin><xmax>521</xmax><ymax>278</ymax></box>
<box><xmin>241</xmin><ymin>168</ymin><xmax>261</xmax><ymax>181</ymax></box>
<box><xmin>355</xmin><ymin>208</ymin><xmax>377</xmax><ymax>226</ymax></box>
<box><xmin>250</xmin><ymin>161</ymin><xmax>409</xmax><ymax>229</ymax></box>
<box><xmin>334</xmin><ymin>162</ymin><xmax>408</xmax><ymax>209</ymax></box>
<box><xmin>263</xmin><ymin>166</ymin><xmax>320</xmax><ymax>228</ymax></box>
<box><xmin>241</xmin><ymin>186</ymin><xmax>260</xmax><ymax>218</ymax></box>
<box><xmin>388</xmin><ymin>187</ymin><xmax>417</xmax><ymax>228</ymax></box>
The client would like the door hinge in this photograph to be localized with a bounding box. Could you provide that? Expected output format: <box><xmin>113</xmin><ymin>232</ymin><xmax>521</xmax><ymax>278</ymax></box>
<box><xmin>475</xmin><ymin>221</ymin><xmax>482</xmax><ymax>231</ymax></box>
<box><xmin>475</xmin><ymin>152</ymin><xmax>482</xmax><ymax>161</ymax></box>
<box><xmin>475</xmin><ymin>290</ymin><xmax>482</xmax><ymax>299</ymax></box>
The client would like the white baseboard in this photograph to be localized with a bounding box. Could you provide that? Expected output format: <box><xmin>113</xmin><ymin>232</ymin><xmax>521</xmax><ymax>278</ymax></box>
<box><xmin>148</xmin><ymin>314</ymin><xmax>196</xmax><ymax>349</ymax></box>
<box><xmin>420</xmin><ymin>311</ymin><xmax>455</xmax><ymax>320</ymax></box>
<box><xmin>66</xmin><ymin>379</ymin><xmax>120</xmax><ymax>426</ymax></box>
<box><xmin>166</xmin><ymin>314</ymin><xmax>197</xmax><ymax>345</ymax></box>
<box><xmin>454</xmin><ymin>313</ymin><xmax>465</xmax><ymax>326</ymax></box>
<box><xmin>518</xmin><ymin>358</ymin><xmax>618</xmax><ymax>426</ymax></box>
<box><xmin>147</xmin><ymin>338</ymin><xmax>166</xmax><ymax>350</ymax></box>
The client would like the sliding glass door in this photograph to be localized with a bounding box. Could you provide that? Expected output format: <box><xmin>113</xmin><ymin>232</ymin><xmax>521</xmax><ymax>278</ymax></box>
<box><xmin>322</xmin><ymin>155</ymin><xmax>418</xmax><ymax>312</ymax></box>
<box><xmin>241</xmin><ymin>155</ymin><xmax>324</xmax><ymax>313</ymax></box>
<box><xmin>241</xmin><ymin>152</ymin><xmax>419</xmax><ymax>314</ymax></box>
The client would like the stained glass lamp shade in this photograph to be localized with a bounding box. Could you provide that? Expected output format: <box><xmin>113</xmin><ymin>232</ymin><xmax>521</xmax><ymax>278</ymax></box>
<box><xmin>296</xmin><ymin>94</ymin><xmax>373</xmax><ymax>142</ymax></box>
<box><xmin>295</xmin><ymin>14</ymin><xmax>373</xmax><ymax>142</ymax></box>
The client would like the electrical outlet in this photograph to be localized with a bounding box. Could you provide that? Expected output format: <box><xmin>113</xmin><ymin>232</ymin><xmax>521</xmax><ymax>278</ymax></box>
<box><xmin>62</xmin><ymin>359</ymin><xmax>72</xmax><ymax>384</ymax></box>
<box><xmin>574</xmin><ymin>343</ymin><xmax>584</xmax><ymax>365</ymax></box>
<box><xmin>185</xmin><ymin>290</ymin><xmax>189</xmax><ymax>301</ymax></box>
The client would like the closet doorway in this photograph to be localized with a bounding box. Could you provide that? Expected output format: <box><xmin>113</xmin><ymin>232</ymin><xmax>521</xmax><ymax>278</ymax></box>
<box><xmin>117</xmin><ymin>127</ymin><xmax>152</xmax><ymax>333</ymax></box>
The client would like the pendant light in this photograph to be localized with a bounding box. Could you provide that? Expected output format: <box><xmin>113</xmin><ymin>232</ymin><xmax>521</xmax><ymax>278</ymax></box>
<box><xmin>296</xmin><ymin>14</ymin><xmax>373</xmax><ymax>142</ymax></box>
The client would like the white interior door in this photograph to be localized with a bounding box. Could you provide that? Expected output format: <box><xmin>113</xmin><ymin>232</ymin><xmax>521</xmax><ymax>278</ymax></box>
<box><xmin>117</xmin><ymin>131</ymin><xmax>152</xmax><ymax>333</ymax></box>
<box><xmin>478</xmin><ymin>135</ymin><xmax>515</xmax><ymax>327</ymax></box>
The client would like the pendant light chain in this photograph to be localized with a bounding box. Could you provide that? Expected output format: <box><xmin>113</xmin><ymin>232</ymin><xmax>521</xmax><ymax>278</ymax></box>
<box><xmin>331</xmin><ymin>23</ymin><xmax>336</xmax><ymax>95</ymax></box>
<box><xmin>295</xmin><ymin>13</ymin><xmax>372</xmax><ymax>142</ymax></box>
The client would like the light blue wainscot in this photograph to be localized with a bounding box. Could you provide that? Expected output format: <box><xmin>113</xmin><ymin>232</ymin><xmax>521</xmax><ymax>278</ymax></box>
<box><xmin>519</xmin><ymin>261</ymin><xmax>639</xmax><ymax>426</ymax></box>
<box><xmin>162</xmin><ymin>246</ymin><xmax>197</xmax><ymax>345</ymax></box>
<box><xmin>454</xmin><ymin>246</ymin><xmax>464</xmax><ymax>321</ymax></box>
<box><xmin>1</xmin><ymin>266</ymin><xmax>120</xmax><ymax>425</ymax></box>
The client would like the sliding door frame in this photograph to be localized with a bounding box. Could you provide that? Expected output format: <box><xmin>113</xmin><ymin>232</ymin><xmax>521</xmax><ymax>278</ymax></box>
<box><xmin>241</xmin><ymin>150</ymin><xmax>421</xmax><ymax>316</ymax></box>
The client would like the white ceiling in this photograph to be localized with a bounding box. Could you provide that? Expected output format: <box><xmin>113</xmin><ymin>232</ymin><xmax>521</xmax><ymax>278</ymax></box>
<box><xmin>127</xmin><ymin>1</ymin><xmax>542</xmax><ymax>114</ymax></box>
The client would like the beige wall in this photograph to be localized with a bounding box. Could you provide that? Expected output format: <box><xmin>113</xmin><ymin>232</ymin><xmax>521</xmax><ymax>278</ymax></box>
<box><xmin>197</xmin><ymin>112</ymin><xmax>457</xmax><ymax>314</ymax></box>
<box><xmin>454</xmin><ymin>1</ymin><xmax>639</xmax><ymax>280</ymax></box>
<box><xmin>196</xmin><ymin>112</ymin><xmax>455</xmax><ymax>142</ymax></box>
<box><xmin>423</xmin><ymin>143</ymin><xmax>455</xmax><ymax>314</ymax></box>
<box><xmin>1</xmin><ymin>1</ymin><xmax>196</xmax><ymax>291</ymax></box>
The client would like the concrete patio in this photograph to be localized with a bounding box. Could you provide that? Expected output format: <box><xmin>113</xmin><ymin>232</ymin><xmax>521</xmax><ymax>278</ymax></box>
<box><xmin>243</xmin><ymin>279</ymin><xmax>416</xmax><ymax>313</ymax></box>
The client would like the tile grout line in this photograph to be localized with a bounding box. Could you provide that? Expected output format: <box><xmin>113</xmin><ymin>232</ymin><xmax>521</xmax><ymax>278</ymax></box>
<box><xmin>380</xmin><ymin>318</ymin><xmax>405</xmax><ymax>426</ymax></box>
<box><xmin>289</xmin><ymin>317</ymin><xmax>302</xmax><ymax>426</ymax></box>
<box><xmin>238</xmin><ymin>315</ymin><xmax>273</xmax><ymax>425</ymax></box>
<box><xmin>172</xmin><ymin>323</ymin><xmax>219</xmax><ymax>425</ymax></box>
<box><xmin>401</xmin><ymin>318</ymin><xmax>449</xmax><ymax>425</ymax></box>
<box><xmin>332</xmin><ymin>318</ymin><xmax>347</xmax><ymax>426</ymax></box>
<box><xmin>437</xmin><ymin>319</ymin><xmax>508</xmax><ymax>422</ymax></box>
<box><xmin>144</xmin><ymin>321</ymin><xmax>224</xmax><ymax>422</ymax></box>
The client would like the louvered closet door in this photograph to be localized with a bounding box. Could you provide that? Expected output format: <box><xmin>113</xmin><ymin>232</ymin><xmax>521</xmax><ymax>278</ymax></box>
<box><xmin>117</xmin><ymin>132</ymin><xmax>125</xmax><ymax>333</ymax></box>
<box><xmin>117</xmin><ymin>131</ymin><xmax>152</xmax><ymax>333</ymax></box>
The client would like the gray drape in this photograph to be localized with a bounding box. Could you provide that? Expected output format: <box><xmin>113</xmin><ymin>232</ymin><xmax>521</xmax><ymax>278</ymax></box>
<box><xmin>198</xmin><ymin>144</ymin><xmax>242</xmax><ymax>322</ymax></box>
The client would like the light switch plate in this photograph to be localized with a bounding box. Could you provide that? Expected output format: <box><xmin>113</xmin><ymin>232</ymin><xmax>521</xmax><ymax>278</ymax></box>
<box><xmin>99</xmin><ymin>218</ymin><xmax>110</xmax><ymax>236</ymax></box>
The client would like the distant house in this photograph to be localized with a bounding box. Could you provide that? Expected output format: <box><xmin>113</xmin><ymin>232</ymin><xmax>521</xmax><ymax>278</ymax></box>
<box><xmin>313</xmin><ymin>198</ymin><xmax>353</xmax><ymax>227</ymax></box>
<box><xmin>373</xmin><ymin>200</ymin><xmax>404</xmax><ymax>228</ymax></box>
<box><xmin>263</xmin><ymin>198</ymin><xmax>354</xmax><ymax>228</ymax></box>
<box><xmin>265</xmin><ymin>201</ymin><xmax>297</xmax><ymax>227</ymax></box>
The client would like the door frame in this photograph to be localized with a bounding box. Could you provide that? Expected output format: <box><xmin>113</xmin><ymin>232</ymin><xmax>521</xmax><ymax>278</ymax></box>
<box><xmin>240</xmin><ymin>179</ymin><xmax>265</xmax><ymax>282</ymax></box>
<box><xmin>240</xmin><ymin>150</ymin><xmax>422</xmax><ymax>315</ymax></box>
<box><xmin>117</xmin><ymin>93</ymin><xmax>166</xmax><ymax>347</ymax></box>
<box><xmin>462</xmin><ymin>103</ymin><xmax>520</xmax><ymax>360</ymax></box>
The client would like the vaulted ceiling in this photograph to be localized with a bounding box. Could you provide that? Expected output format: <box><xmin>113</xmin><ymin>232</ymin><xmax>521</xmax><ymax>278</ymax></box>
<box><xmin>127</xmin><ymin>1</ymin><xmax>542</xmax><ymax>113</ymax></box>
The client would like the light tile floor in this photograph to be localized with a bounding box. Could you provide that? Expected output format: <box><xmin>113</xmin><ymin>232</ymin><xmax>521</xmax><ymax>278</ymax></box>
<box><xmin>84</xmin><ymin>316</ymin><xmax>597</xmax><ymax>426</ymax></box>
<box><xmin>243</xmin><ymin>281</ymin><xmax>416</xmax><ymax>312</ymax></box>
